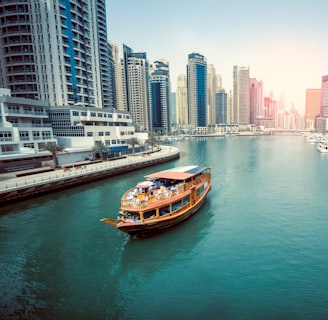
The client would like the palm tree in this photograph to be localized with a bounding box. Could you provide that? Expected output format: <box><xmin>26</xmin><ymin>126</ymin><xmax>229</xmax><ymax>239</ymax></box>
<box><xmin>92</xmin><ymin>141</ymin><xmax>109</xmax><ymax>161</ymax></box>
<box><xmin>45</xmin><ymin>142</ymin><xmax>66</xmax><ymax>168</ymax></box>
<box><xmin>126</xmin><ymin>137</ymin><xmax>139</xmax><ymax>154</ymax></box>
<box><xmin>146</xmin><ymin>135</ymin><xmax>160</xmax><ymax>152</ymax></box>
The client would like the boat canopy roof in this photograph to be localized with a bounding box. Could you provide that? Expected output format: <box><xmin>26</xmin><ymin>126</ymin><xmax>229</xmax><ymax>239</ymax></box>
<box><xmin>145</xmin><ymin>165</ymin><xmax>208</xmax><ymax>181</ymax></box>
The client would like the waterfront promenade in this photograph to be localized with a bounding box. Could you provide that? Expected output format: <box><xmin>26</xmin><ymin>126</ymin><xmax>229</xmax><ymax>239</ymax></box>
<box><xmin>0</xmin><ymin>145</ymin><xmax>179</xmax><ymax>205</ymax></box>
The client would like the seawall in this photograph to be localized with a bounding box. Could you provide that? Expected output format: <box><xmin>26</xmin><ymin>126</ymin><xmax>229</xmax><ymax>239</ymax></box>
<box><xmin>0</xmin><ymin>146</ymin><xmax>179</xmax><ymax>206</ymax></box>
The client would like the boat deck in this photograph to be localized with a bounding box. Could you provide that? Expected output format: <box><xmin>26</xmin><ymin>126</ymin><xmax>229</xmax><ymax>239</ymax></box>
<box><xmin>121</xmin><ymin>182</ymin><xmax>188</xmax><ymax>210</ymax></box>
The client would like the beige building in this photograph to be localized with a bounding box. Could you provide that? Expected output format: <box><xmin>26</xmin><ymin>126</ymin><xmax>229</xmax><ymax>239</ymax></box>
<box><xmin>176</xmin><ymin>74</ymin><xmax>188</xmax><ymax>125</ymax></box>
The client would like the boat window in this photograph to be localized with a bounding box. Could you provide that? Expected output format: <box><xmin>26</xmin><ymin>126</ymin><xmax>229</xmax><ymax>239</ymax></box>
<box><xmin>159</xmin><ymin>205</ymin><xmax>170</xmax><ymax>216</ymax></box>
<box><xmin>196</xmin><ymin>185</ymin><xmax>205</xmax><ymax>196</ymax></box>
<box><xmin>144</xmin><ymin>210</ymin><xmax>156</xmax><ymax>220</ymax></box>
<box><xmin>172</xmin><ymin>200</ymin><xmax>182</xmax><ymax>212</ymax></box>
<box><xmin>183</xmin><ymin>196</ymin><xmax>189</xmax><ymax>206</ymax></box>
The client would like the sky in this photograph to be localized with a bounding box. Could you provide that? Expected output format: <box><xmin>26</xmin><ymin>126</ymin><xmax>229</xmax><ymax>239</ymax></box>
<box><xmin>106</xmin><ymin>0</ymin><xmax>328</xmax><ymax>112</ymax></box>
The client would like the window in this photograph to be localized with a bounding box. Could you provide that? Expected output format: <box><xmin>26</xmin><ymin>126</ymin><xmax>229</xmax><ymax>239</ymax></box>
<box><xmin>19</xmin><ymin>131</ymin><xmax>29</xmax><ymax>141</ymax></box>
<box><xmin>0</xmin><ymin>131</ymin><xmax>12</xmax><ymax>142</ymax></box>
<box><xmin>23</xmin><ymin>143</ymin><xmax>34</xmax><ymax>149</ymax></box>
<box><xmin>42</xmin><ymin>131</ymin><xmax>51</xmax><ymax>139</ymax></box>
<box><xmin>33</xmin><ymin>131</ymin><xmax>40</xmax><ymax>140</ymax></box>
<box><xmin>98</xmin><ymin>132</ymin><xmax>104</xmax><ymax>136</ymax></box>
<box><xmin>72</xmin><ymin>111</ymin><xmax>79</xmax><ymax>116</ymax></box>
<box><xmin>159</xmin><ymin>205</ymin><xmax>170</xmax><ymax>216</ymax></box>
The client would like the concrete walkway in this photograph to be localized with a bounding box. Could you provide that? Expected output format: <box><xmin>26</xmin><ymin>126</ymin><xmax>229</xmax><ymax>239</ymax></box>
<box><xmin>0</xmin><ymin>145</ymin><xmax>179</xmax><ymax>193</ymax></box>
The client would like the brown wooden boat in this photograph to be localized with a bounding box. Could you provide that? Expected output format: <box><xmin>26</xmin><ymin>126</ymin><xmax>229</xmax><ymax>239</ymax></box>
<box><xmin>101</xmin><ymin>165</ymin><xmax>211</xmax><ymax>238</ymax></box>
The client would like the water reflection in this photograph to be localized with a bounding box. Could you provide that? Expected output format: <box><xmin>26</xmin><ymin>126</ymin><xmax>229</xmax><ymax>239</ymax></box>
<box><xmin>110</xmin><ymin>200</ymin><xmax>213</xmax><ymax>317</ymax></box>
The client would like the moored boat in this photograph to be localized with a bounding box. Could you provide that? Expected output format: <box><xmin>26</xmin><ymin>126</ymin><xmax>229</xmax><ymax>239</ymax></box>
<box><xmin>317</xmin><ymin>143</ymin><xmax>328</xmax><ymax>153</ymax></box>
<box><xmin>101</xmin><ymin>165</ymin><xmax>211</xmax><ymax>237</ymax></box>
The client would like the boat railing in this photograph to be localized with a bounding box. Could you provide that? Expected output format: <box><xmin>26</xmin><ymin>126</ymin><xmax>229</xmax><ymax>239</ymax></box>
<box><xmin>122</xmin><ymin>183</ymin><xmax>187</xmax><ymax>208</ymax></box>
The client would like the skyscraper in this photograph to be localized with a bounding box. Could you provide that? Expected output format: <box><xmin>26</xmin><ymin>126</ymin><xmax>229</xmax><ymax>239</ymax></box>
<box><xmin>176</xmin><ymin>75</ymin><xmax>188</xmax><ymax>125</ymax></box>
<box><xmin>233</xmin><ymin>66</ymin><xmax>250</xmax><ymax>125</ymax></box>
<box><xmin>149</xmin><ymin>60</ymin><xmax>171</xmax><ymax>135</ymax></box>
<box><xmin>305</xmin><ymin>89</ymin><xmax>321</xmax><ymax>130</ymax></box>
<box><xmin>216</xmin><ymin>89</ymin><xmax>228</xmax><ymax>124</ymax></box>
<box><xmin>119</xmin><ymin>44</ymin><xmax>150</xmax><ymax>131</ymax></box>
<box><xmin>250</xmin><ymin>78</ymin><xmax>263</xmax><ymax>123</ymax></box>
<box><xmin>207</xmin><ymin>64</ymin><xmax>217</xmax><ymax>125</ymax></box>
<box><xmin>0</xmin><ymin>0</ymin><xmax>112</xmax><ymax>108</ymax></box>
<box><xmin>320</xmin><ymin>75</ymin><xmax>328</xmax><ymax>118</ymax></box>
<box><xmin>187</xmin><ymin>53</ymin><xmax>208</xmax><ymax>127</ymax></box>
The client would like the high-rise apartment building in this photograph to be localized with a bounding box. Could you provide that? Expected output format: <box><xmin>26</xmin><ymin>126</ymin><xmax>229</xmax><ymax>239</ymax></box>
<box><xmin>317</xmin><ymin>75</ymin><xmax>328</xmax><ymax>132</ymax></box>
<box><xmin>149</xmin><ymin>60</ymin><xmax>171</xmax><ymax>135</ymax></box>
<box><xmin>187</xmin><ymin>53</ymin><xmax>208</xmax><ymax>127</ymax></box>
<box><xmin>305</xmin><ymin>89</ymin><xmax>321</xmax><ymax>130</ymax></box>
<box><xmin>119</xmin><ymin>44</ymin><xmax>150</xmax><ymax>131</ymax></box>
<box><xmin>250</xmin><ymin>78</ymin><xmax>263</xmax><ymax>123</ymax></box>
<box><xmin>207</xmin><ymin>64</ymin><xmax>217</xmax><ymax>125</ymax></box>
<box><xmin>233</xmin><ymin>66</ymin><xmax>250</xmax><ymax>125</ymax></box>
<box><xmin>176</xmin><ymin>75</ymin><xmax>188</xmax><ymax>125</ymax></box>
<box><xmin>0</xmin><ymin>0</ymin><xmax>112</xmax><ymax>109</ymax></box>
<box><xmin>320</xmin><ymin>75</ymin><xmax>328</xmax><ymax>118</ymax></box>
<box><xmin>215</xmin><ymin>89</ymin><xmax>228</xmax><ymax>124</ymax></box>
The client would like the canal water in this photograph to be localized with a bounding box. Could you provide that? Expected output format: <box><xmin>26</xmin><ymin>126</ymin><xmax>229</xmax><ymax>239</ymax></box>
<box><xmin>1</xmin><ymin>135</ymin><xmax>328</xmax><ymax>319</ymax></box>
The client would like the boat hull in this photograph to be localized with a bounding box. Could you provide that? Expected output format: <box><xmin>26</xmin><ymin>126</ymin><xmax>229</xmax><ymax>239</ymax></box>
<box><xmin>116</xmin><ymin>190</ymin><xmax>209</xmax><ymax>238</ymax></box>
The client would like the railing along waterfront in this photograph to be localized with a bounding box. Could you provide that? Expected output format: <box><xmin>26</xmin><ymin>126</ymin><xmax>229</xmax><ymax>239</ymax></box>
<box><xmin>0</xmin><ymin>146</ymin><xmax>179</xmax><ymax>193</ymax></box>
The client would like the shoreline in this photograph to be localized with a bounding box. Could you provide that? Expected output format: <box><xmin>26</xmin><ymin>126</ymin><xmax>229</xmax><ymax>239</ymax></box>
<box><xmin>0</xmin><ymin>145</ymin><xmax>179</xmax><ymax>206</ymax></box>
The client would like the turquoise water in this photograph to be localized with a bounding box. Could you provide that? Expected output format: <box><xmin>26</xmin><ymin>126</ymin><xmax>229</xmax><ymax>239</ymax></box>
<box><xmin>1</xmin><ymin>135</ymin><xmax>328</xmax><ymax>319</ymax></box>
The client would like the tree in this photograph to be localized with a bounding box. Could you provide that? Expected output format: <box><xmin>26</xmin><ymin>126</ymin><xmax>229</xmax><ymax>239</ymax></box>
<box><xmin>146</xmin><ymin>135</ymin><xmax>160</xmax><ymax>152</ymax></box>
<box><xmin>45</xmin><ymin>142</ymin><xmax>66</xmax><ymax>168</ymax></box>
<box><xmin>126</xmin><ymin>137</ymin><xmax>139</xmax><ymax>154</ymax></box>
<box><xmin>92</xmin><ymin>141</ymin><xmax>109</xmax><ymax>161</ymax></box>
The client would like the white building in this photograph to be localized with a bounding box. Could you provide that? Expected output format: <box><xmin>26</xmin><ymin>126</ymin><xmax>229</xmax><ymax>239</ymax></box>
<box><xmin>47</xmin><ymin>106</ymin><xmax>138</xmax><ymax>156</ymax></box>
<box><xmin>0</xmin><ymin>89</ymin><xmax>56</xmax><ymax>173</ymax></box>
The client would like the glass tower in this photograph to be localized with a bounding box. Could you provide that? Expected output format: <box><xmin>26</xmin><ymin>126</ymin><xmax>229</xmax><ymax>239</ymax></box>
<box><xmin>149</xmin><ymin>60</ymin><xmax>171</xmax><ymax>135</ymax></box>
<box><xmin>187</xmin><ymin>53</ymin><xmax>208</xmax><ymax>127</ymax></box>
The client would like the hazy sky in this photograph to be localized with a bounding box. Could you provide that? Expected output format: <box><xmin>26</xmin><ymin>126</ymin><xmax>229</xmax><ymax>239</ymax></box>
<box><xmin>106</xmin><ymin>0</ymin><xmax>327</xmax><ymax>112</ymax></box>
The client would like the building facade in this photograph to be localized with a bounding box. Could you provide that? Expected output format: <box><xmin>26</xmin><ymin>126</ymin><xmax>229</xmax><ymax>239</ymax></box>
<box><xmin>250</xmin><ymin>78</ymin><xmax>263</xmax><ymax>123</ymax></box>
<box><xmin>47</xmin><ymin>106</ymin><xmax>136</xmax><ymax>155</ymax></box>
<box><xmin>0</xmin><ymin>0</ymin><xmax>112</xmax><ymax>108</ymax></box>
<box><xmin>187</xmin><ymin>53</ymin><xmax>208</xmax><ymax>128</ymax></box>
<box><xmin>320</xmin><ymin>75</ymin><xmax>328</xmax><ymax>118</ymax></box>
<box><xmin>305</xmin><ymin>89</ymin><xmax>321</xmax><ymax>130</ymax></box>
<box><xmin>215</xmin><ymin>89</ymin><xmax>228</xmax><ymax>124</ymax></box>
<box><xmin>233</xmin><ymin>65</ymin><xmax>250</xmax><ymax>125</ymax></box>
<box><xmin>176</xmin><ymin>74</ymin><xmax>188</xmax><ymax>125</ymax></box>
<box><xmin>118</xmin><ymin>45</ymin><xmax>150</xmax><ymax>131</ymax></box>
<box><xmin>207</xmin><ymin>64</ymin><xmax>217</xmax><ymax>125</ymax></box>
<box><xmin>0</xmin><ymin>88</ymin><xmax>55</xmax><ymax>172</ymax></box>
<box><xmin>149</xmin><ymin>60</ymin><xmax>171</xmax><ymax>135</ymax></box>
